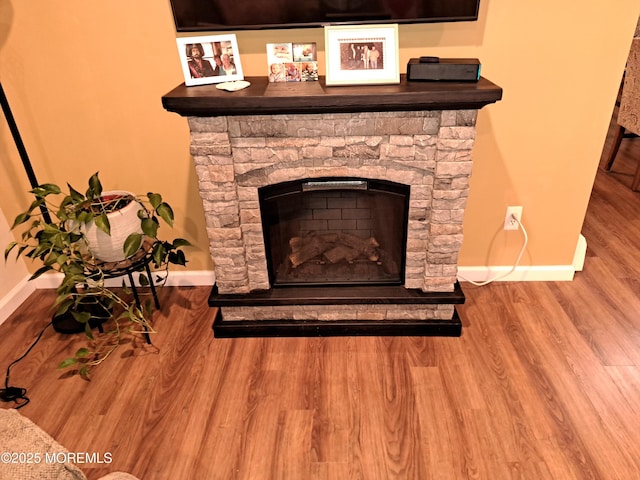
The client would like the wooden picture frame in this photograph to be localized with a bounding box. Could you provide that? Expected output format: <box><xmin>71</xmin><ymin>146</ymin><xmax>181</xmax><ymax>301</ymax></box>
<box><xmin>176</xmin><ymin>34</ymin><xmax>244</xmax><ymax>86</ymax></box>
<box><xmin>324</xmin><ymin>24</ymin><xmax>400</xmax><ymax>86</ymax></box>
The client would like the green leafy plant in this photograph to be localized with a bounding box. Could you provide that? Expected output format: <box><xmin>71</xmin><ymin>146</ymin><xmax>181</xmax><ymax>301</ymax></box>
<box><xmin>4</xmin><ymin>172</ymin><xmax>191</xmax><ymax>378</ymax></box>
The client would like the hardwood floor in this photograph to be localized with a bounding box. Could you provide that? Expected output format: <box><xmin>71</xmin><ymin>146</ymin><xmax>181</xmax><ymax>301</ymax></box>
<box><xmin>1</xmin><ymin>114</ymin><xmax>639</xmax><ymax>479</ymax></box>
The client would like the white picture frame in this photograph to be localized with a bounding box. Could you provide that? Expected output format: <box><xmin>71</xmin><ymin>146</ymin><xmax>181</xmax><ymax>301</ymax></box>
<box><xmin>324</xmin><ymin>24</ymin><xmax>400</xmax><ymax>86</ymax></box>
<box><xmin>176</xmin><ymin>34</ymin><xmax>244</xmax><ymax>86</ymax></box>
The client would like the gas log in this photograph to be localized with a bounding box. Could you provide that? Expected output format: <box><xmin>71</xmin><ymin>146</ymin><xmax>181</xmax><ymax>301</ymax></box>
<box><xmin>289</xmin><ymin>232</ymin><xmax>380</xmax><ymax>268</ymax></box>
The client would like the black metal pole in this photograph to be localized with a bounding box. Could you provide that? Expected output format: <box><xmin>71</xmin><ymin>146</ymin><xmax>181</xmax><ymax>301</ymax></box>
<box><xmin>0</xmin><ymin>82</ymin><xmax>52</xmax><ymax>224</ymax></box>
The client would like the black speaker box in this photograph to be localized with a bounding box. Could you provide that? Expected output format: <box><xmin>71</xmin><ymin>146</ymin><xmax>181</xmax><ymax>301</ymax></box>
<box><xmin>407</xmin><ymin>58</ymin><xmax>481</xmax><ymax>82</ymax></box>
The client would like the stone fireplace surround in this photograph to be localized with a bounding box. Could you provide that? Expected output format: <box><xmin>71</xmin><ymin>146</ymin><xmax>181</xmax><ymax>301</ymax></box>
<box><xmin>163</xmin><ymin>76</ymin><xmax>502</xmax><ymax>336</ymax></box>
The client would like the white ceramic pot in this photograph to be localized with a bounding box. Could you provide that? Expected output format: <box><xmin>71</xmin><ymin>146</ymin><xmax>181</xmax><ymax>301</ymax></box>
<box><xmin>81</xmin><ymin>191</ymin><xmax>144</xmax><ymax>262</ymax></box>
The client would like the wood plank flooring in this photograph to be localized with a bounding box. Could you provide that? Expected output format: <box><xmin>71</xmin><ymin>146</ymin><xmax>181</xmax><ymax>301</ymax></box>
<box><xmin>1</xmin><ymin>111</ymin><xmax>639</xmax><ymax>479</ymax></box>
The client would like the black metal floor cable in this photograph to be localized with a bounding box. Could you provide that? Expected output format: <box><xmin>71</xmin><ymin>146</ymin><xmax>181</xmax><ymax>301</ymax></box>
<box><xmin>0</xmin><ymin>321</ymin><xmax>52</xmax><ymax>409</ymax></box>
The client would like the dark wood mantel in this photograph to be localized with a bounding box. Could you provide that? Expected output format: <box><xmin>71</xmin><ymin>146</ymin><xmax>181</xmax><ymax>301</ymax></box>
<box><xmin>162</xmin><ymin>75</ymin><xmax>502</xmax><ymax>117</ymax></box>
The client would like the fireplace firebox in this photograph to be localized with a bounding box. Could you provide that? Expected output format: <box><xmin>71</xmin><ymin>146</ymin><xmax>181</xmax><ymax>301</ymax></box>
<box><xmin>259</xmin><ymin>178</ymin><xmax>409</xmax><ymax>287</ymax></box>
<box><xmin>162</xmin><ymin>75</ymin><xmax>503</xmax><ymax>337</ymax></box>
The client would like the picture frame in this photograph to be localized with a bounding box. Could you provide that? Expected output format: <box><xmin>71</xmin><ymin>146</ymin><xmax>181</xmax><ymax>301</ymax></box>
<box><xmin>324</xmin><ymin>24</ymin><xmax>400</xmax><ymax>86</ymax></box>
<box><xmin>266</xmin><ymin>42</ymin><xmax>318</xmax><ymax>82</ymax></box>
<box><xmin>176</xmin><ymin>34</ymin><xmax>244</xmax><ymax>86</ymax></box>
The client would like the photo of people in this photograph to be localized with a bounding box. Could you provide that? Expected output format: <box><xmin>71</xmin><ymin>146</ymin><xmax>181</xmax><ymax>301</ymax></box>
<box><xmin>267</xmin><ymin>43</ymin><xmax>294</xmax><ymax>63</ymax></box>
<box><xmin>220</xmin><ymin>52</ymin><xmax>237</xmax><ymax>75</ymax></box>
<box><xmin>177</xmin><ymin>34</ymin><xmax>244</xmax><ymax>86</ymax></box>
<box><xmin>324</xmin><ymin>25</ymin><xmax>399</xmax><ymax>86</ymax></box>
<box><xmin>340</xmin><ymin>40</ymin><xmax>384</xmax><ymax>70</ymax></box>
<box><xmin>186</xmin><ymin>43</ymin><xmax>216</xmax><ymax>78</ymax></box>
<box><xmin>286</xmin><ymin>63</ymin><xmax>301</xmax><ymax>81</ymax></box>
<box><xmin>268</xmin><ymin>63</ymin><xmax>286</xmax><ymax>82</ymax></box>
<box><xmin>266</xmin><ymin>42</ymin><xmax>318</xmax><ymax>82</ymax></box>
<box><xmin>185</xmin><ymin>41</ymin><xmax>237</xmax><ymax>78</ymax></box>
<box><xmin>301</xmin><ymin>62</ymin><xmax>319</xmax><ymax>81</ymax></box>
<box><xmin>292</xmin><ymin>43</ymin><xmax>317</xmax><ymax>62</ymax></box>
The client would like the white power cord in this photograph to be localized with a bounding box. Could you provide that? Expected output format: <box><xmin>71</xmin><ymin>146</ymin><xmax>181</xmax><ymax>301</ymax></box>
<box><xmin>458</xmin><ymin>213</ymin><xmax>529</xmax><ymax>286</ymax></box>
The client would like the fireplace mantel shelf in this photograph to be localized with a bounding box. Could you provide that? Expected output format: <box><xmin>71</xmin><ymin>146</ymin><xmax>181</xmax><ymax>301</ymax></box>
<box><xmin>162</xmin><ymin>75</ymin><xmax>502</xmax><ymax>117</ymax></box>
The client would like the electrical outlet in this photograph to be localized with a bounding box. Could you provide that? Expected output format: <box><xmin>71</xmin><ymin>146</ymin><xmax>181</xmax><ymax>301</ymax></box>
<box><xmin>504</xmin><ymin>206</ymin><xmax>523</xmax><ymax>230</ymax></box>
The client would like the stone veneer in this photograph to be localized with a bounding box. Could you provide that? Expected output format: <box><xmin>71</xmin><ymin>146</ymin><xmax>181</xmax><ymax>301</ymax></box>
<box><xmin>189</xmin><ymin>109</ymin><xmax>477</xmax><ymax>321</ymax></box>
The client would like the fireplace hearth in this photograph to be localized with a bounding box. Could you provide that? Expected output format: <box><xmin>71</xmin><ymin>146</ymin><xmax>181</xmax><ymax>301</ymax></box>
<box><xmin>162</xmin><ymin>75</ymin><xmax>502</xmax><ymax>337</ymax></box>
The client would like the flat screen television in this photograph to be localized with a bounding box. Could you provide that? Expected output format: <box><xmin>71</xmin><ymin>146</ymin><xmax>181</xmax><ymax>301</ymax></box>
<box><xmin>169</xmin><ymin>0</ymin><xmax>481</xmax><ymax>32</ymax></box>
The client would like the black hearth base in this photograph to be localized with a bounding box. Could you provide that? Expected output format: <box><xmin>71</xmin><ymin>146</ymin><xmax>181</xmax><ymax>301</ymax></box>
<box><xmin>212</xmin><ymin>308</ymin><xmax>463</xmax><ymax>337</ymax></box>
<box><xmin>209</xmin><ymin>283</ymin><xmax>465</xmax><ymax>338</ymax></box>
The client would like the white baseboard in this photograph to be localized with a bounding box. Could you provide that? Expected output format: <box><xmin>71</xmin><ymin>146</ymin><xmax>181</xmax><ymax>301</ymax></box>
<box><xmin>154</xmin><ymin>270</ymin><xmax>217</xmax><ymax>287</ymax></box>
<box><xmin>458</xmin><ymin>233</ymin><xmax>587</xmax><ymax>283</ymax></box>
<box><xmin>0</xmin><ymin>276</ymin><xmax>37</xmax><ymax>326</ymax></box>
<box><xmin>457</xmin><ymin>265</ymin><xmax>577</xmax><ymax>283</ymax></box>
<box><xmin>0</xmin><ymin>271</ymin><xmax>217</xmax><ymax>326</ymax></box>
<box><xmin>572</xmin><ymin>234</ymin><xmax>588</xmax><ymax>272</ymax></box>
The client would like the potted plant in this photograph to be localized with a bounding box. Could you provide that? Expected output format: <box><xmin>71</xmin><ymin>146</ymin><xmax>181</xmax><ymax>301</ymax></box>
<box><xmin>4</xmin><ymin>172</ymin><xmax>190</xmax><ymax>378</ymax></box>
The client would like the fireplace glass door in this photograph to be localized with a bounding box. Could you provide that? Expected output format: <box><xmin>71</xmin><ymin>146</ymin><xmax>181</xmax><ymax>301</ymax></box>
<box><xmin>259</xmin><ymin>178</ymin><xmax>409</xmax><ymax>286</ymax></box>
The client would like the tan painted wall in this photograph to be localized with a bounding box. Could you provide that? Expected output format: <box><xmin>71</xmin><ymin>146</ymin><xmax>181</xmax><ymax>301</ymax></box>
<box><xmin>1</xmin><ymin>0</ymin><xmax>638</xmax><ymax>281</ymax></box>
<box><xmin>0</xmin><ymin>206</ymin><xmax>28</xmax><ymax>295</ymax></box>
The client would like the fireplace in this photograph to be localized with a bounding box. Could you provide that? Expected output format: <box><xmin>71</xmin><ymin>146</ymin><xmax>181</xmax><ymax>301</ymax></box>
<box><xmin>162</xmin><ymin>75</ymin><xmax>502</xmax><ymax>336</ymax></box>
<box><xmin>259</xmin><ymin>178</ymin><xmax>409</xmax><ymax>286</ymax></box>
